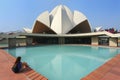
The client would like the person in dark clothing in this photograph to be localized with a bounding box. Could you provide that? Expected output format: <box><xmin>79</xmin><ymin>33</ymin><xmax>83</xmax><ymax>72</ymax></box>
<box><xmin>12</xmin><ymin>56</ymin><xmax>28</xmax><ymax>73</ymax></box>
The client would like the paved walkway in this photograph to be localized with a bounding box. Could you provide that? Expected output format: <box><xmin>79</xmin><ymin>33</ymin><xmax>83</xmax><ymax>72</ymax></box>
<box><xmin>0</xmin><ymin>49</ymin><xmax>48</xmax><ymax>80</ymax></box>
<box><xmin>81</xmin><ymin>54</ymin><xmax>120</xmax><ymax>80</ymax></box>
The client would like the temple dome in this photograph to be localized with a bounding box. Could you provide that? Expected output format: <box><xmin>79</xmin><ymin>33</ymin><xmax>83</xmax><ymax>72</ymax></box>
<box><xmin>24</xmin><ymin>5</ymin><xmax>91</xmax><ymax>34</ymax></box>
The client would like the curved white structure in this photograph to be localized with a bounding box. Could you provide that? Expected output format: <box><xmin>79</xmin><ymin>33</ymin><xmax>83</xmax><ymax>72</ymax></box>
<box><xmin>24</xmin><ymin>5</ymin><xmax>91</xmax><ymax>34</ymax></box>
<box><xmin>23</xmin><ymin>28</ymin><xmax>32</xmax><ymax>33</ymax></box>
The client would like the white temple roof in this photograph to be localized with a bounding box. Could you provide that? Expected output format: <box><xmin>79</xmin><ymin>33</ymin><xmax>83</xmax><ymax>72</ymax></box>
<box><xmin>24</xmin><ymin>5</ymin><xmax>91</xmax><ymax>34</ymax></box>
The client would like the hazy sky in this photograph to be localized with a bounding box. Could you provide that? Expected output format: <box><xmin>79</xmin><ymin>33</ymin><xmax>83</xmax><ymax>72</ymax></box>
<box><xmin>0</xmin><ymin>0</ymin><xmax>120</xmax><ymax>32</ymax></box>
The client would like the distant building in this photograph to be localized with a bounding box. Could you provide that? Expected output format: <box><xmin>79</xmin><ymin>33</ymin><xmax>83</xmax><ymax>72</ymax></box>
<box><xmin>94</xmin><ymin>27</ymin><xmax>103</xmax><ymax>32</ymax></box>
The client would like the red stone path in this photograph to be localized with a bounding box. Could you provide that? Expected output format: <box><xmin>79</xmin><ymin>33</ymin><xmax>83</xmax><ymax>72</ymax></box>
<box><xmin>0</xmin><ymin>49</ymin><xmax>48</xmax><ymax>80</ymax></box>
<box><xmin>81</xmin><ymin>54</ymin><xmax>120</xmax><ymax>80</ymax></box>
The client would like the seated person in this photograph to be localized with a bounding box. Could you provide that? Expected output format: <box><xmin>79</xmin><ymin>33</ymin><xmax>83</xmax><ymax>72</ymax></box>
<box><xmin>12</xmin><ymin>56</ymin><xmax>29</xmax><ymax>73</ymax></box>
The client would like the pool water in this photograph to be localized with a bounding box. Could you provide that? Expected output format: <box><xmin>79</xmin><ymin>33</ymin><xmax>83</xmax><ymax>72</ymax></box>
<box><xmin>6</xmin><ymin>45</ymin><xmax>120</xmax><ymax>80</ymax></box>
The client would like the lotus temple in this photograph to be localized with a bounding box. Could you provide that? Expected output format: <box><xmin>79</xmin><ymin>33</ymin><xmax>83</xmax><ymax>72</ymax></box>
<box><xmin>8</xmin><ymin>5</ymin><xmax>120</xmax><ymax>48</ymax></box>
